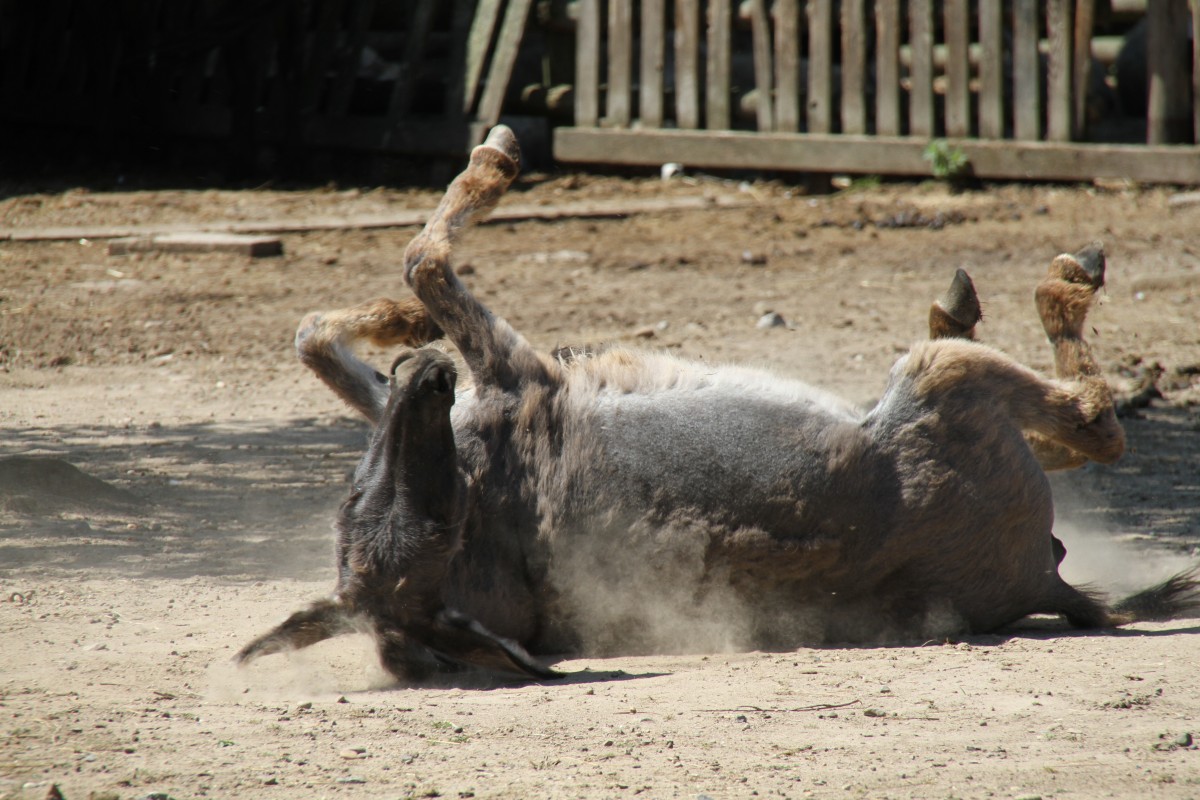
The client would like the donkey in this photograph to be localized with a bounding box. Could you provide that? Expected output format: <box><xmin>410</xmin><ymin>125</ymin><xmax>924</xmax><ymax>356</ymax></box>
<box><xmin>238</xmin><ymin>126</ymin><xmax>1199</xmax><ymax>681</ymax></box>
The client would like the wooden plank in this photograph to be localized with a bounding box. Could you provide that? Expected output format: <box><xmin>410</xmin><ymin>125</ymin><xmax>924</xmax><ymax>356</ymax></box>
<box><xmin>674</xmin><ymin>0</ymin><xmax>701</xmax><ymax>129</ymax></box>
<box><xmin>908</xmin><ymin>0</ymin><xmax>934</xmax><ymax>137</ymax></box>
<box><xmin>609</xmin><ymin>0</ymin><xmax>634</xmax><ymax>126</ymax></box>
<box><xmin>978</xmin><ymin>0</ymin><xmax>1004</xmax><ymax>139</ymax></box>
<box><xmin>774</xmin><ymin>0</ymin><xmax>801</xmax><ymax>132</ymax></box>
<box><xmin>639</xmin><ymin>0</ymin><xmax>666</xmax><ymax>127</ymax></box>
<box><xmin>1045</xmin><ymin>0</ymin><xmax>1073</xmax><ymax>142</ymax></box>
<box><xmin>706</xmin><ymin>0</ymin><xmax>732</xmax><ymax>129</ymax></box>
<box><xmin>575</xmin><ymin>0</ymin><xmax>601</xmax><ymax>126</ymax></box>
<box><xmin>807</xmin><ymin>0</ymin><xmax>833</xmax><ymax>133</ymax></box>
<box><xmin>874</xmin><ymin>0</ymin><xmax>901</xmax><ymax>136</ymax></box>
<box><xmin>1013</xmin><ymin>0</ymin><xmax>1041</xmax><ymax>140</ymax></box>
<box><xmin>1072</xmin><ymin>0</ymin><xmax>1096</xmax><ymax>140</ymax></box>
<box><xmin>475</xmin><ymin>0</ymin><xmax>536</xmax><ymax>131</ymax></box>
<box><xmin>0</xmin><ymin>196</ymin><xmax>755</xmax><ymax>243</ymax></box>
<box><xmin>107</xmin><ymin>233</ymin><xmax>284</xmax><ymax>258</ymax></box>
<box><xmin>747</xmin><ymin>0</ymin><xmax>774</xmax><ymax>131</ymax></box>
<box><xmin>840</xmin><ymin>0</ymin><xmax>866</xmax><ymax>134</ymax></box>
<box><xmin>554</xmin><ymin>127</ymin><xmax>1200</xmax><ymax>184</ymax></box>
<box><xmin>1146</xmin><ymin>0</ymin><xmax>1190</xmax><ymax>144</ymax></box>
<box><xmin>464</xmin><ymin>0</ymin><xmax>504</xmax><ymax>114</ymax></box>
<box><xmin>943</xmin><ymin>0</ymin><xmax>970</xmax><ymax>137</ymax></box>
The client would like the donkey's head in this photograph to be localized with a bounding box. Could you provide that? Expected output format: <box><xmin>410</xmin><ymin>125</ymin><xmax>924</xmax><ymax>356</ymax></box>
<box><xmin>237</xmin><ymin>347</ymin><xmax>556</xmax><ymax>682</ymax></box>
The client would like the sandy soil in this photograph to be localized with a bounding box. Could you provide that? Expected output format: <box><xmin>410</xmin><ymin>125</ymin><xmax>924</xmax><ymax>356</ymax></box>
<box><xmin>2</xmin><ymin>169</ymin><xmax>1200</xmax><ymax>800</ymax></box>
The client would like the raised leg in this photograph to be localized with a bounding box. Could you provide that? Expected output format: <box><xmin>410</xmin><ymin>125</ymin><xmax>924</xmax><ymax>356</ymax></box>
<box><xmin>295</xmin><ymin>297</ymin><xmax>443</xmax><ymax>424</ymax></box>
<box><xmin>1026</xmin><ymin>243</ymin><xmax>1116</xmax><ymax>470</ymax></box>
<box><xmin>403</xmin><ymin>125</ymin><xmax>558</xmax><ymax>392</ymax></box>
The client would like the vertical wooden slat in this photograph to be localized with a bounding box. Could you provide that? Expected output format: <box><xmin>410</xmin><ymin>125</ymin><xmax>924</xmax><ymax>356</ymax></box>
<box><xmin>1193</xmin><ymin>0</ymin><xmax>1200</xmax><ymax>144</ymax></box>
<box><xmin>1012</xmin><ymin>0</ymin><xmax>1041</xmax><ymax>141</ymax></box>
<box><xmin>774</xmin><ymin>0</ymin><xmax>800</xmax><ymax>132</ymax></box>
<box><xmin>327</xmin><ymin>0</ymin><xmax>377</xmax><ymax>117</ymax></box>
<box><xmin>575</xmin><ymin>0</ymin><xmax>600</xmax><ymax>126</ymax></box>
<box><xmin>874</xmin><ymin>0</ymin><xmax>900</xmax><ymax>136</ymax></box>
<box><xmin>706</xmin><ymin>0</ymin><xmax>732</xmax><ymax>129</ymax></box>
<box><xmin>978</xmin><ymin>0</ymin><xmax>1004</xmax><ymax>139</ymax></box>
<box><xmin>387</xmin><ymin>0</ymin><xmax>438</xmax><ymax>123</ymax></box>
<box><xmin>747</xmin><ymin>0</ymin><xmax>774</xmax><ymax>131</ymax></box>
<box><xmin>1146</xmin><ymin>0</ymin><xmax>1190</xmax><ymax>144</ymax></box>
<box><xmin>1045</xmin><ymin>0</ymin><xmax>1073</xmax><ymax>142</ymax></box>
<box><xmin>445</xmin><ymin>0</ymin><xmax>476</xmax><ymax>123</ymax></box>
<box><xmin>908</xmin><ymin>0</ymin><xmax>934</xmax><ymax>137</ymax></box>
<box><xmin>608</xmin><ymin>0</ymin><xmax>633</xmax><ymax>126</ymax></box>
<box><xmin>675</xmin><ymin>0</ymin><xmax>701</xmax><ymax>129</ymax></box>
<box><xmin>301</xmin><ymin>0</ymin><xmax>348</xmax><ymax>114</ymax></box>
<box><xmin>840</xmin><ymin>0</ymin><xmax>866</xmax><ymax>134</ymax></box>
<box><xmin>639</xmin><ymin>0</ymin><xmax>666</xmax><ymax>127</ymax></box>
<box><xmin>1072</xmin><ymin>0</ymin><xmax>1095</xmax><ymax>140</ymax></box>
<box><xmin>943</xmin><ymin>0</ymin><xmax>970</xmax><ymax>137</ymax></box>
<box><xmin>465</xmin><ymin>0</ymin><xmax>504</xmax><ymax>114</ymax></box>
<box><xmin>475</xmin><ymin>0</ymin><xmax>535</xmax><ymax>129</ymax></box>
<box><xmin>807</xmin><ymin>0</ymin><xmax>833</xmax><ymax>134</ymax></box>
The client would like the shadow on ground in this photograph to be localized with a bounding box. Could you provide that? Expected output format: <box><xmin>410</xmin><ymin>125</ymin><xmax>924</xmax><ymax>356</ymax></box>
<box><xmin>0</xmin><ymin>416</ymin><xmax>367</xmax><ymax>581</ymax></box>
<box><xmin>1</xmin><ymin>403</ymin><xmax>1196</xmax><ymax>587</ymax></box>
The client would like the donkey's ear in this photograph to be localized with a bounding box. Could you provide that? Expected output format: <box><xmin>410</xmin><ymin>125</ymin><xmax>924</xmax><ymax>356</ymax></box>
<box><xmin>420</xmin><ymin>609</ymin><xmax>561</xmax><ymax>680</ymax></box>
<box><xmin>235</xmin><ymin>598</ymin><xmax>354</xmax><ymax>665</ymax></box>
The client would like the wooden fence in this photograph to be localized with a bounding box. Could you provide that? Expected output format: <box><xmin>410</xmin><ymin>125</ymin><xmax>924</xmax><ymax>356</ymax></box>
<box><xmin>555</xmin><ymin>0</ymin><xmax>1200</xmax><ymax>183</ymax></box>
<box><xmin>0</xmin><ymin>0</ymin><xmax>535</xmax><ymax>165</ymax></box>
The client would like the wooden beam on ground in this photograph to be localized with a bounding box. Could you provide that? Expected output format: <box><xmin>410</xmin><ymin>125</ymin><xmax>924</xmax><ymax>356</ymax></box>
<box><xmin>554</xmin><ymin>127</ymin><xmax>1200</xmax><ymax>184</ymax></box>
<box><xmin>0</xmin><ymin>196</ymin><xmax>755</xmax><ymax>243</ymax></box>
<box><xmin>107</xmin><ymin>233</ymin><xmax>283</xmax><ymax>257</ymax></box>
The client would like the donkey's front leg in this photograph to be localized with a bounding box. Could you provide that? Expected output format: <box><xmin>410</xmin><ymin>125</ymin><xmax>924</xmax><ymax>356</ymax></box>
<box><xmin>402</xmin><ymin>125</ymin><xmax>558</xmax><ymax>392</ymax></box>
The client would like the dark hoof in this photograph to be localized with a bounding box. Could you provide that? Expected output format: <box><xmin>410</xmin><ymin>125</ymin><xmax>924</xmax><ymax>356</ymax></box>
<box><xmin>1071</xmin><ymin>242</ymin><xmax>1106</xmax><ymax>289</ymax></box>
<box><xmin>937</xmin><ymin>268</ymin><xmax>982</xmax><ymax>329</ymax></box>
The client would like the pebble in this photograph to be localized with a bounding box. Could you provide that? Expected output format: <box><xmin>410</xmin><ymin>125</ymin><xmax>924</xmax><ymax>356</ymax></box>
<box><xmin>633</xmin><ymin>325</ymin><xmax>657</xmax><ymax>339</ymax></box>
<box><xmin>741</xmin><ymin>250</ymin><xmax>768</xmax><ymax>266</ymax></box>
<box><xmin>335</xmin><ymin>776</ymin><xmax>367</xmax><ymax>785</ymax></box>
<box><xmin>756</xmin><ymin>312</ymin><xmax>786</xmax><ymax>329</ymax></box>
<box><xmin>734</xmin><ymin>714</ymin><xmax>748</xmax><ymax>723</ymax></box>
<box><xmin>1014</xmin><ymin>794</ymin><xmax>1042</xmax><ymax>800</ymax></box>
<box><xmin>1175</xmin><ymin>732</ymin><xmax>1193</xmax><ymax>747</ymax></box>
<box><xmin>340</xmin><ymin>747</ymin><xmax>367</xmax><ymax>759</ymax></box>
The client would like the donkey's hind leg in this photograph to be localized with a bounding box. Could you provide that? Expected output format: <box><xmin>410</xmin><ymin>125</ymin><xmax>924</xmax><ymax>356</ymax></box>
<box><xmin>1026</xmin><ymin>244</ymin><xmax>1118</xmax><ymax>470</ymax></box>
<box><xmin>403</xmin><ymin>125</ymin><xmax>559</xmax><ymax>392</ymax></box>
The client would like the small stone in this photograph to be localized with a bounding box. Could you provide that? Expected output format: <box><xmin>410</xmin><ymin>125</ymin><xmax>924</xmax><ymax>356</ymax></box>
<box><xmin>456</xmin><ymin>263</ymin><xmax>476</xmax><ymax>276</ymax></box>
<box><xmin>863</xmin><ymin>708</ymin><xmax>886</xmax><ymax>718</ymax></box>
<box><xmin>633</xmin><ymin>325</ymin><xmax>657</xmax><ymax>339</ymax></box>
<box><xmin>1014</xmin><ymin>794</ymin><xmax>1042</xmax><ymax>800</ymax></box>
<box><xmin>741</xmin><ymin>250</ymin><xmax>768</xmax><ymax>266</ymax></box>
<box><xmin>1174</xmin><ymin>732</ymin><xmax>1193</xmax><ymax>747</ymax></box>
<box><xmin>296</xmin><ymin>701</ymin><xmax>312</xmax><ymax>711</ymax></box>
<box><xmin>336</xmin><ymin>776</ymin><xmax>367</xmax><ymax>785</ymax></box>
<box><xmin>340</xmin><ymin>747</ymin><xmax>367</xmax><ymax>759</ymax></box>
<box><xmin>263</xmin><ymin>777</ymin><xmax>278</xmax><ymax>785</ymax></box>
<box><xmin>337</xmin><ymin>696</ymin><xmax>349</xmax><ymax>704</ymax></box>
<box><xmin>734</xmin><ymin>714</ymin><xmax>748</xmax><ymax>723</ymax></box>
<box><xmin>756</xmin><ymin>312</ymin><xmax>786</xmax><ymax>329</ymax></box>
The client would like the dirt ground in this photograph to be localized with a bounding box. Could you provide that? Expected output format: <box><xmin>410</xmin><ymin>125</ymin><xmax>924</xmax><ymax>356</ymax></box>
<box><xmin>2</xmin><ymin>166</ymin><xmax>1200</xmax><ymax>800</ymax></box>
